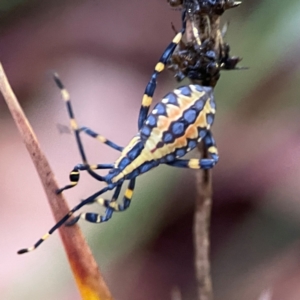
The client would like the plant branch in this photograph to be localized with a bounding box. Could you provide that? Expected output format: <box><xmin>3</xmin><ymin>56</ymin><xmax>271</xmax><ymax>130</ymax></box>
<box><xmin>0</xmin><ymin>62</ymin><xmax>113</xmax><ymax>300</ymax></box>
<box><xmin>194</xmin><ymin>144</ymin><xmax>213</xmax><ymax>300</ymax></box>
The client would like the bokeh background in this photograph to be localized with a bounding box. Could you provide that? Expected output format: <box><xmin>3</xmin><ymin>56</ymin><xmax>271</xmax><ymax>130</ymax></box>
<box><xmin>1</xmin><ymin>0</ymin><xmax>300</xmax><ymax>299</ymax></box>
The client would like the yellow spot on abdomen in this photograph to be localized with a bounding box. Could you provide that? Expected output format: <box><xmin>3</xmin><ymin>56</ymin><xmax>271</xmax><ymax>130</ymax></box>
<box><xmin>194</xmin><ymin>112</ymin><xmax>207</xmax><ymax>128</ymax></box>
<box><xmin>184</xmin><ymin>126</ymin><xmax>198</xmax><ymax>140</ymax></box>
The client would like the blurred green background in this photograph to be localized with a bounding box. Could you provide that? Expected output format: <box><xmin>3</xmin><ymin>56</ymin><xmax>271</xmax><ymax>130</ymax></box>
<box><xmin>1</xmin><ymin>0</ymin><xmax>300</xmax><ymax>299</ymax></box>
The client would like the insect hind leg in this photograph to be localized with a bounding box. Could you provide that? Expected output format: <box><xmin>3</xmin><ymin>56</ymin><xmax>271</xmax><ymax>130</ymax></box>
<box><xmin>17</xmin><ymin>185</ymin><xmax>111</xmax><ymax>254</ymax></box>
<box><xmin>67</xmin><ymin>178</ymin><xmax>136</xmax><ymax>226</ymax></box>
<box><xmin>65</xmin><ymin>182</ymin><xmax>124</xmax><ymax>225</ymax></box>
<box><xmin>99</xmin><ymin>178</ymin><xmax>136</xmax><ymax>212</ymax></box>
<box><xmin>166</xmin><ymin>131</ymin><xmax>219</xmax><ymax>169</ymax></box>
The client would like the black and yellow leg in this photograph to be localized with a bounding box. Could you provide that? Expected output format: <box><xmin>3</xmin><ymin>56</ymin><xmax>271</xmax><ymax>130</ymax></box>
<box><xmin>53</xmin><ymin>73</ymin><xmax>112</xmax><ymax>182</ymax></box>
<box><xmin>53</xmin><ymin>73</ymin><xmax>85</xmax><ymax>158</ymax></box>
<box><xmin>166</xmin><ymin>156</ymin><xmax>218</xmax><ymax>169</ymax></box>
<box><xmin>17</xmin><ymin>185</ymin><xmax>112</xmax><ymax>254</ymax></box>
<box><xmin>66</xmin><ymin>178</ymin><xmax>136</xmax><ymax>226</ymax></box>
<box><xmin>138</xmin><ymin>11</ymin><xmax>187</xmax><ymax>129</ymax></box>
<box><xmin>78</xmin><ymin>126</ymin><xmax>123</xmax><ymax>152</ymax></box>
<box><xmin>56</xmin><ymin>163</ymin><xmax>114</xmax><ymax>194</ymax></box>
<box><xmin>65</xmin><ymin>182</ymin><xmax>124</xmax><ymax>225</ymax></box>
<box><xmin>97</xmin><ymin>178</ymin><xmax>136</xmax><ymax>212</ymax></box>
<box><xmin>167</xmin><ymin>131</ymin><xmax>219</xmax><ymax>169</ymax></box>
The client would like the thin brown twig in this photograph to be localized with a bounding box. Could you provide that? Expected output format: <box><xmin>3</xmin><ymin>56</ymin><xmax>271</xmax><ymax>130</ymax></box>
<box><xmin>0</xmin><ymin>62</ymin><xmax>113</xmax><ymax>300</ymax></box>
<box><xmin>171</xmin><ymin>286</ymin><xmax>183</xmax><ymax>300</ymax></box>
<box><xmin>194</xmin><ymin>145</ymin><xmax>213</xmax><ymax>300</ymax></box>
<box><xmin>182</xmin><ymin>19</ymin><xmax>214</xmax><ymax>300</ymax></box>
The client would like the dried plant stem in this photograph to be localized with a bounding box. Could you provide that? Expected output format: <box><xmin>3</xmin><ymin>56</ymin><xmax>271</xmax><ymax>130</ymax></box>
<box><xmin>0</xmin><ymin>62</ymin><xmax>113</xmax><ymax>300</ymax></box>
<box><xmin>171</xmin><ymin>286</ymin><xmax>183</xmax><ymax>300</ymax></box>
<box><xmin>183</xmin><ymin>19</ymin><xmax>214</xmax><ymax>300</ymax></box>
<box><xmin>194</xmin><ymin>145</ymin><xmax>213</xmax><ymax>300</ymax></box>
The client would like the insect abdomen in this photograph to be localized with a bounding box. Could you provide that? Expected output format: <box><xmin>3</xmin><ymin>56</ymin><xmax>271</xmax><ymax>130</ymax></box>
<box><xmin>140</xmin><ymin>84</ymin><xmax>215</xmax><ymax>160</ymax></box>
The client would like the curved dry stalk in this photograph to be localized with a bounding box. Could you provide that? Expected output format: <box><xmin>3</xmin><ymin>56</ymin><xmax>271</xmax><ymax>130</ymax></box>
<box><xmin>0</xmin><ymin>62</ymin><xmax>113</xmax><ymax>300</ymax></box>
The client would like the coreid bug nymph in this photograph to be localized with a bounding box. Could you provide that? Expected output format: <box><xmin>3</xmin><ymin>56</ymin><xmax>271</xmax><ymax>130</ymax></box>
<box><xmin>18</xmin><ymin>10</ymin><xmax>219</xmax><ymax>254</ymax></box>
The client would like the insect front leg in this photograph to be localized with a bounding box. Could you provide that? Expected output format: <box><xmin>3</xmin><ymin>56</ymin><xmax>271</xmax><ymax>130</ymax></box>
<box><xmin>138</xmin><ymin>10</ymin><xmax>187</xmax><ymax>129</ymax></box>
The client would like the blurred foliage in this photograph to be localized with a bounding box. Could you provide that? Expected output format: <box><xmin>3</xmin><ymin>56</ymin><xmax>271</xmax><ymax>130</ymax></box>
<box><xmin>0</xmin><ymin>0</ymin><xmax>29</xmax><ymax>12</ymax></box>
<box><xmin>217</xmin><ymin>0</ymin><xmax>300</xmax><ymax>111</ymax></box>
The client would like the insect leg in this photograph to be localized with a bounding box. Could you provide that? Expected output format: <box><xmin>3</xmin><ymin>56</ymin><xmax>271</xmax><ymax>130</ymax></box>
<box><xmin>138</xmin><ymin>10</ymin><xmax>186</xmax><ymax>129</ymax></box>
<box><xmin>56</xmin><ymin>163</ymin><xmax>114</xmax><ymax>194</ymax></box>
<box><xmin>53</xmin><ymin>73</ymin><xmax>117</xmax><ymax>182</ymax></box>
<box><xmin>166</xmin><ymin>131</ymin><xmax>219</xmax><ymax>169</ymax></box>
<box><xmin>78</xmin><ymin>126</ymin><xmax>123</xmax><ymax>152</ymax></box>
<box><xmin>68</xmin><ymin>178</ymin><xmax>136</xmax><ymax>226</ymax></box>
<box><xmin>17</xmin><ymin>185</ymin><xmax>112</xmax><ymax>254</ymax></box>
<box><xmin>98</xmin><ymin>178</ymin><xmax>136</xmax><ymax>212</ymax></box>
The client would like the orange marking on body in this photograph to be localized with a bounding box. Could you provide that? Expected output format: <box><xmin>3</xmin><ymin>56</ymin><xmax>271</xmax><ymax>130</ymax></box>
<box><xmin>194</xmin><ymin>111</ymin><xmax>207</xmax><ymax>128</ymax></box>
<box><xmin>174</xmin><ymin>136</ymin><xmax>188</xmax><ymax>148</ymax></box>
<box><xmin>184</xmin><ymin>125</ymin><xmax>198</xmax><ymax>140</ymax></box>
<box><xmin>176</xmin><ymin>95</ymin><xmax>194</xmax><ymax>109</ymax></box>
<box><xmin>166</xmin><ymin>105</ymin><xmax>181</xmax><ymax>120</ymax></box>
<box><xmin>157</xmin><ymin>116</ymin><xmax>169</xmax><ymax>131</ymax></box>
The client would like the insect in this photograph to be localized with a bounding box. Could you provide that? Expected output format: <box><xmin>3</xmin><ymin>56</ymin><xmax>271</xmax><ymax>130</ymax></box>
<box><xmin>17</xmin><ymin>10</ymin><xmax>219</xmax><ymax>255</ymax></box>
